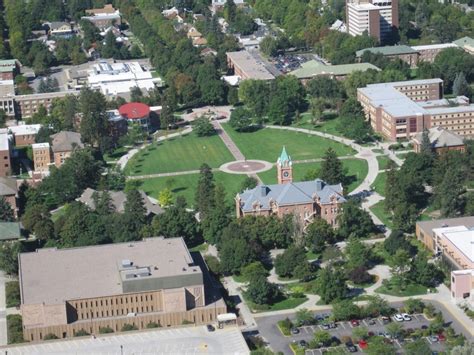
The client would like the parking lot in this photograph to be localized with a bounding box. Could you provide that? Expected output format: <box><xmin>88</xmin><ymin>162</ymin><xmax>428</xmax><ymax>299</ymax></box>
<box><xmin>255</xmin><ymin>302</ymin><xmax>461</xmax><ymax>355</ymax></box>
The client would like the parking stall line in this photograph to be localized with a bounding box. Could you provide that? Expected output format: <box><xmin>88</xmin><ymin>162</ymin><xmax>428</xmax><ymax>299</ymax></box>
<box><xmin>339</xmin><ymin>322</ymin><xmax>346</xmax><ymax>329</ymax></box>
<box><xmin>426</xmin><ymin>337</ymin><xmax>433</xmax><ymax>344</ymax></box>
<box><xmin>362</xmin><ymin>320</ymin><xmax>368</xmax><ymax>326</ymax></box>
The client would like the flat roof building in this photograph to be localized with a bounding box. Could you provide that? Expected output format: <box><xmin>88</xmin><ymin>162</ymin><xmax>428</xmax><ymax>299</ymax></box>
<box><xmin>289</xmin><ymin>60</ymin><xmax>380</xmax><ymax>82</ymax></box>
<box><xmin>0</xmin><ymin>129</ymin><xmax>12</xmax><ymax>177</ymax></box>
<box><xmin>19</xmin><ymin>237</ymin><xmax>226</xmax><ymax>341</ymax></box>
<box><xmin>357</xmin><ymin>79</ymin><xmax>474</xmax><ymax>140</ymax></box>
<box><xmin>226</xmin><ymin>51</ymin><xmax>275</xmax><ymax>81</ymax></box>
<box><xmin>82</xmin><ymin>4</ymin><xmax>121</xmax><ymax>30</ymax></box>
<box><xmin>346</xmin><ymin>0</ymin><xmax>399</xmax><ymax>42</ymax></box>
<box><xmin>87</xmin><ymin>61</ymin><xmax>161</xmax><ymax>97</ymax></box>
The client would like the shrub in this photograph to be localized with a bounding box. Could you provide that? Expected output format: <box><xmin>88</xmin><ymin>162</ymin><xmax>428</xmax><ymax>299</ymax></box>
<box><xmin>44</xmin><ymin>333</ymin><xmax>59</xmax><ymax>340</ymax></box>
<box><xmin>5</xmin><ymin>281</ymin><xmax>20</xmax><ymax>308</ymax></box>
<box><xmin>121</xmin><ymin>324</ymin><xmax>138</xmax><ymax>332</ymax></box>
<box><xmin>74</xmin><ymin>329</ymin><xmax>89</xmax><ymax>337</ymax></box>
<box><xmin>404</xmin><ymin>299</ymin><xmax>425</xmax><ymax>314</ymax></box>
<box><xmin>347</xmin><ymin>266</ymin><xmax>373</xmax><ymax>285</ymax></box>
<box><xmin>7</xmin><ymin>315</ymin><xmax>24</xmax><ymax>344</ymax></box>
<box><xmin>99</xmin><ymin>327</ymin><xmax>114</xmax><ymax>334</ymax></box>
<box><xmin>277</xmin><ymin>318</ymin><xmax>293</xmax><ymax>336</ymax></box>
<box><xmin>146</xmin><ymin>321</ymin><xmax>161</xmax><ymax>328</ymax></box>
<box><xmin>423</xmin><ymin>304</ymin><xmax>436</xmax><ymax>319</ymax></box>
<box><xmin>182</xmin><ymin>319</ymin><xmax>194</xmax><ymax>325</ymax></box>
<box><xmin>204</xmin><ymin>255</ymin><xmax>221</xmax><ymax>276</ymax></box>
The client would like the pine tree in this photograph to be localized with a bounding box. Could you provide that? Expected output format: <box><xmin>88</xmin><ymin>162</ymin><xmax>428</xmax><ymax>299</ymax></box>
<box><xmin>320</xmin><ymin>148</ymin><xmax>346</xmax><ymax>185</ymax></box>
<box><xmin>384</xmin><ymin>160</ymin><xmax>398</xmax><ymax>213</ymax></box>
<box><xmin>201</xmin><ymin>184</ymin><xmax>230</xmax><ymax>245</ymax></box>
<box><xmin>420</xmin><ymin>129</ymin><xmax>432</xmax><ymax>155</ymax></box>
<box><xmin>0</xmin><ymin>197</ymin><xmax>14</xmax><ymax>222</ymax></box>
<box><xmin>195</xmin><ymin>164</ymin><xmax>215</xmax><ymax>220</ymax></box>
<box><xmin>452</xmin><ymin>72</ymin><xmax>470</xmax><ymax>97</ymax></box>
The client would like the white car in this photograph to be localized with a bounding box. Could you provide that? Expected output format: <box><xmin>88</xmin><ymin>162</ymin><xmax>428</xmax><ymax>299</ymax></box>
<box><xmin>393</xmin><ymin>314</ymin><xmax>404</xmax><ymax>322</ymax></box>
<box><xmin>401</xmin><ymin>313</ymin><xmax>412</xmax><ymax>321</ymax></box>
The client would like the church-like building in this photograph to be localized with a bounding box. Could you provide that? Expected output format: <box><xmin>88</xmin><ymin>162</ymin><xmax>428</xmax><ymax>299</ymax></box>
<box><xmin>235</xmin><ymin>147</ymin><xmax>346</xmax><ymax>226</ymax></box>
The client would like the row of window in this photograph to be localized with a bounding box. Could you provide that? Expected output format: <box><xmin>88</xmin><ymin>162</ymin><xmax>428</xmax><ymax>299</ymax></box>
<box><xmin>77</xmin><ymin>294</ymin><xmax>155</xmax><ymax>310</ymax></box>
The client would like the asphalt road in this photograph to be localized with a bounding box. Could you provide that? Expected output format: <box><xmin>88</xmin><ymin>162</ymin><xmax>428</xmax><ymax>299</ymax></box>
<box><xmin>255</xmin><ymin>301</ymin><xmax>468</xmax><ymax>355</ymax></box>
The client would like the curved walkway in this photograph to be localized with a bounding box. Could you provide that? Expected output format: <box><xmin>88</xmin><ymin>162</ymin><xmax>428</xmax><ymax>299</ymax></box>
<box><xmin>117</xmin><ymin>126</ymin><xmax>193</xmax><ymax>170</ymax></box>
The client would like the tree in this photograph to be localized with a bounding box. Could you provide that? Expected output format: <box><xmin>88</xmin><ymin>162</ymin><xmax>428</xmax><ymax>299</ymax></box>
<box><xmin>240</xmin><ymin>176</ymin><xmax>258</xmax><ymax>191</ymax></box>
<box><xmin>345</xmin><ymin>237</ymin><xmax>371</xmax><ymax>269</ymax></box>
<box><xmin>79</xmin><ymin>88</ymin><xmax>109</xmax><ymax>148</ymax></box>
<box><xmin>153</xmin><ymin>197</ymin><xmax>201</xmax><ymax>247</ymax></box>
<box><xmin>0</xmin><ymin>242</ymin><xmax>25</xmax><ymax>275</ymax></box>
<box><xmin>332</xmin><ymin>300</ymin><xmax>361</xmax><ymax>321</ymax></box>
<box><xmin>260</xmin><ymin>36</ymin><xmax>278</xmax><ymax>57</ymax></box>
<box><xmin>219</xmin><ymin>236</ymin><xmax>259</xmax><ymax>274</ymax></box>
<box><xmin>452</xmin><ymin>72</ymin><xmax>471</xmax><ymax>97</ymax></box>
<box><xmin>386</xmin><ymin>322</ymin><xmax>403</xmax><ymax>339</ymax></box>
<box><xmin>366</xmin><ymin>336</ymin><xmax>396</xmax><ymax>355</ymax></box>
<box><xmin>223</xmin><ymin>0</ymin><xmax>237</xmax><ymax>22</ymax></box>
<box><xmin>101</xmin><ymin>30</ymin><xmax>119</xmax><ymax>58</ymax></box>
<box><xmin>201</xmin><ymin>184</ymin><xmax>230</xmax><ymax>245</ymax></box>
<box><xmin>314</xmin><ymin>266</ymin><xmax>347</xmax><ymax>304</ymax></box>
<box><xmin>404</xmin><ymin>339</ymin><xmax>432</xmax><ymax>355</ymax></box>
<box><xmin>240</xmin><ymin>261</ymin><xmax>268</xmax><ymax>281</ymax></box>
<box><xmin>195</xmin><ymin>164</ymin><xmax>215</xmax><ymax>220</ymax></box>
<box><xmin>420</xmin><ymin>129</ymin><xmax>433</xmax><ymax>156</ymax></box>
<box><xmin>352</xmin><ymin>326</ymin><xmax>369</xmax><ymax>341</ymax></box>
<box><xmin>433</xmin><ymin>167</ymin><xmax>466</xmax><ymax>217</ymax></box>
<box><xmin>384</xmin><ymin>230</ymin><xmax>416</xmax><ymax>256</ymax></box>
<box><xmin>337</xmin><ymin>200</ymin><xmax>376</xmax><ymax>239</ymax></box>
<box><xmin>245</xmin><ymin>275</ymin><xmax>279</xmax><ymax>305</ymax></box>
<box><xmin>305</xmin><ymin>218</ymin><xmax>334</xmax><ymax>254</ymax></box>
<box><xmin>309</xmin><ymin>98</ymin><xmax>325</xmax><ymax>124</ymax></box>
<box><xmin>363</xmin><ymin>295</ymin><xmax>392</xmax><ymax>317</ymax></box>
<box><xmin>229</xmin><ymin>107</ymin><xmax>253</xmax><ymax>132</ymax></box>
<box><xmin>274</xmin><ymin>245</ymin><xmax>307</xmax><ymax>278</ymax></box>
<box><xmin>313</xmin><ymin>330</ymin><xmax>332</xmax><ymax>347</ymax></box>
<box><xmin>295</xmin><ymin>308</ymin><xmax>313</xmax><ymax>326</ymax></box>
<box><xmin>390</xmin><ymin>249</ymin><xmax>411</xmax><ymax>290</ymax></box>
<box><xmin>158</xmin><ymin>188</ymin><xmax>173</xmax><ymax>207</ymax></box>
<box><xmin>384</xmin><ymin>160</ymin><xmax>398</xmax><ymax>212</ymax></box>
<box><xmin>404</xmin><ymin>299</ymin><xmax>425</xmax><ymax>314</ymax></box>
<box><xmin>194</xmin><ymin>116</ymin><xmax>215</xmax><ymax>137</ymax></box>
<box><xmin>320</xmin><ymin>148</ymin><xmax>346</xmax><ymax>185</ymax></box>
<box><xmin>0</xmin><ymin>197</ymin><xmax>14</xmax><ymax>221</ymax></box>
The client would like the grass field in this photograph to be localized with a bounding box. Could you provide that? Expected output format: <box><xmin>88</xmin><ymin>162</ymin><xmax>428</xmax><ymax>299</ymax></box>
<box><xmin>258</xmin><ymin>158</ymin><xmax>368</xmax><ymax>193</ymax></box>
<box><xmin>292</xmin><ymin>114</ymin><xmax>342</xmax><ymax>137</ymax></box>
<box><xmin>222</xmin><ymin>124</ymin><xmax>355</xmax><ymax>162</ymax></box>
<box><xmin>371</xmin><ymin>172</ymin><xmax>387</xmax><ymax>196</ymax></box>
<box><xmin>370</xmin><ymin>200</ymin><xmax>393</xmax><ymax>229</ymax></box>
<box><xmin>131</xmin><ymin>172</ymin><xmax>248</xmax><ymax>207</ymax></box>
<box><xmin>375</xmin><ymin>283</ymin><xmax>429</xmax><ymax>297</ymax></box>
<box><xmin>377</xmin><ymin>155</ymin><xmax>393</xmax><ymax>170</ymax></box>
<box><xmin>125</xmin><ymin>132</ymin><xmax>234</xmax><ymax>176</ymax></box>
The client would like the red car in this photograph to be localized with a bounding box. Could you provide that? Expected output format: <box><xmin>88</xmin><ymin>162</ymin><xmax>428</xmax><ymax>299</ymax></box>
<box><xmin>438</xmin><ymin>334</ymin><xmax>446</xmax><ymax>342</ymax></box>
<box><xmin>359</xmin><ymin>340</ymin><xmax>368</xmax><ymax>349</ymax></box>
<box><xmin>350</xmin><ymin>319</ymin><xmax>360</xmax><ymax>326</ymax></box>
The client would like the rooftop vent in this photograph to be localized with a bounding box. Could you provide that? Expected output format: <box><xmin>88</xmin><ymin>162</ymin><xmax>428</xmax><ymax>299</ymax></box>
<box><xmin>121</xmin><ymin>259</ymin><xmax>133</xmax><ymax>267</ymax></box>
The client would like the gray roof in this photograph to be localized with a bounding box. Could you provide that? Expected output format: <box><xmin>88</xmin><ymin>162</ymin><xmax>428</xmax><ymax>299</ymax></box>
<box><xmin>49</xmin><ymin>22</ymin><xmax>71</xmax><ymax>30</ymax></box>
<box><xmin>0</xmin><ymin>222</ymin><xmax>21</xmax><ymax>240</ymax></box>
<box><xmin>19</xmin><ymin>237</ymin><xmax>201</xmax><ymax>305</ymax></box>
<box><xmin>0</xmin><ymin>177</ymin><xmax>17</xmax><ymax>196</ymax></box>
<box><xmin>412</xmin><ymin>127</ymin><xmax>465</xmax><ymax>149</ymax></box>
<box><xmin>356</xmin><ymin>45</ymin><xmax>418</xmax><ymax>57</ymax></box>
<box><xmin>77</xmin><ymin>188</ymin><xmax>164</xmax><ymax>216</ymax></box>
<box><xmin>50</xmin><ymin>131</ymin><xmax>84</xmax><ymax>153</ymax></box>
<box><xmin>417</xmin><ymin>216</ymin><xmax>474</xmax><ymax>236</ymax></box>
<box><xmin>238</xmin><ymin>179</ymin><xmax>346</xmax><ymax>213</ymax></box>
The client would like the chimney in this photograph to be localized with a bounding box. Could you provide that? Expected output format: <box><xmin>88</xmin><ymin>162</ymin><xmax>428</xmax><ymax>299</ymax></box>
<box><xmin>315</xmin><ymin>180</ymin><xmax>324</xmax><ymax>191</ymax></box>
<box><xmin>260</xmin><ymin>185</ymin><xmax>267</xmax><ymax>197</ymax></box>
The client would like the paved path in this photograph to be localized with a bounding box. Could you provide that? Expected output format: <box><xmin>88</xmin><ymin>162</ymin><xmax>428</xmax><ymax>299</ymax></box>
<box><xmin>117</xmin><ymin>126</ymin><xmax>193</xmax><ymax>170</ymax></box>
<box><xmin>0</xmin><ymin>271</ymin><xmax>8</xmax><ymax>346</ymax></box>
<box><xmin>127</xmin><ymin>169</ymin><xmax>205</xmax><ymax>181</ymax></box>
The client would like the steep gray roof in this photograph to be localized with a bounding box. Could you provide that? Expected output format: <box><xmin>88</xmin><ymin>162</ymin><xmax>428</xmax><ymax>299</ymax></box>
<box><xmin>0</xmin><ymin>177</ymin><xmax>17</xmax><ymax>196</ymax></box>
<box><xmin>413</xmin><ymin>127</ymin><xmax>465</xmax><ymax>149</ymax></box>
<box><xmin>77</xmin><ymin>188</ymin><xmax>164</xmax><ymax>216</ymax></box>
<box><xmin>0</xmin><ymin>222</ymin><xmax>21</xmax><ymax>240</ymax></box>
<box><xmin>238</xmin><ymin>179</ymin><xmax>346</xmax><ymax>213</ymax></box>
<box><xmin>50</xmin><ymin>131</ymin><xmax>84</xmax><ymax>153</ymax></box>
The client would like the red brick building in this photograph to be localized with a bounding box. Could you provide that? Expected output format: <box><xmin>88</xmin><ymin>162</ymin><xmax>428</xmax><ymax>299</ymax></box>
<box><xmin>236</xmin><ymin>148</ymin><xmax>346</xmax><ymax>227</ymax></box>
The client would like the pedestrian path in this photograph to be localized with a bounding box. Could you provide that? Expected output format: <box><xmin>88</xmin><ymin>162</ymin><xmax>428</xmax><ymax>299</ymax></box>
<box><xmin>0</xmin><ymin>272</ymin><xmax>9</xmax><ymax>346</ymax></box>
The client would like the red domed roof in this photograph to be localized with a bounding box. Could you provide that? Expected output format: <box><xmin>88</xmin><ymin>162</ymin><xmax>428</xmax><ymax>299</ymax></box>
<box><xmin>119</xmin><ymin>102</ymin><xmax>150</xmax><ymax>120</ymax></box>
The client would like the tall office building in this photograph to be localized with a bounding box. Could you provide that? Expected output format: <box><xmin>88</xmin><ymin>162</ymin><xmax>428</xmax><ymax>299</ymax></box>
<box><xmin>346</xmin><ymin>0</ymin><xmax>399</xmax><ymax>42</ymax></box>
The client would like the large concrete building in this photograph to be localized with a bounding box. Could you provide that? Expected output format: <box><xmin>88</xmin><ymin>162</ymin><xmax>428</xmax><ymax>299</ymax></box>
<box><xmin>18</xmin><ymin>237</ymin><xmax>226</xmax><ymax>341</ymax></box>
<box><xmin>416</xmin><ymin>217</ymin><xmax>474</xmax><ymax>303</ymax></box>
<box><xmin>346</xmin><ymin>0</ymin><xmax>399</xmax><ymax>42</ymax></box>
<box><xmin>82</xmin><ymin>4</ymin><xmax>121</xmax><ymax>30</ymax></box>
<box><xmin>357</xmin><ymin>79</ymin><xmax>474</xmax><ymax>140</ymax></box>
<box><xmin>226</xmin><ymin>51</ymin><xmax>275</xmax><ymax>81</ymax></box>
<box><xmin>236</xmin><ymin>148</ymin><xmax>346</xmax><ymax>226</ymax></box>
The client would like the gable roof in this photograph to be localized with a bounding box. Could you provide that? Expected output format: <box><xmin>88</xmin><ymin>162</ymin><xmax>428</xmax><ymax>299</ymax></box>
<box><xmin>0</xmin><ymin>177</ymin><xmax>17</xmax><ymax>196</ymax></box>
<box><xmin>50</xmin><ymin>131</ymin><xmax>84</xmax><ymax>153</ymax></box>
<box><xmin>77</xmin><ymin>188</ymin><xmax>164</xmax><ymax>216</ymax></box>
<box><xmin>290</xmin><ymin>60</ymin><xmax>380</xmax><ymax>79</ymax></box>
<box><xmin>238</xmin><ymin>179</ymin><xmax>346</xmax><ymax>213</ymax></box>
<box><xmin>0</xmin><ymin>222</ymin><xmax>21</xmax><ymax>240</ymax></box>
<box><xmin>356</xmin><ymin>45</ymin><xmax>418</xmax><ymax>57</ymax></box>
<box><xmin>412</xmin><ymin>127</ymin><xmax>465</xmax><ymax>149</ymax></box>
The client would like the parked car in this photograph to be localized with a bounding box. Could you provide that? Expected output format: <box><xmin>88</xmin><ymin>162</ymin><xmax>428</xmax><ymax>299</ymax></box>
<box><xmin>359</xmin><ymin>340</ymin><xmax>368</xmax><ymax>350</ymax></box>
<box><xmin>345</xmin><ymin>341</ymin><xmax>357</xmax><ymax>353</ymax></box>
<box><xmin>368</xmin><ymin>319</ymin><xmax>377</xmax><ymax>325</ymax></box>
<box><xmin>429</xmin><ymin>335</ymin><xmax>439</xmax><ymax>343</ymax></box>
<box><xmin>350</xmin><ymin>319</ymin><xmax>360</xmax><ymax>326</ymax></box>
<box><xmin>368</xmin><ymin>331</ymin><xmax>375</xmax><ymax>337</ymax></box>
<box><xmin>329</xmin><ymin>322</ymin><xmax>337</xmax><ymax>329</ymax></box>
<box><xmin>291</xmin><ymin>328</ymin><xmax>300</xmax><ymax>335</ymax></box>
<box><xmin>394</xmin><ymin>314</ymin><xmax>404</xmax><ymax>322</ymax></box>
<box><xmin>299</xmin><ymin>340</ymin><xmax>308</xmax><ymax>348</ymax></box>
<box><xmin>322</xmin><ymin>323</ymin><xmax>330</xmax><ymax>330</ymax></box>
<box><xmin>402</xmin><ymin>313</ymin><xmax>412</xmax><ymax>321</ymax></box>
<box><xmin>206</xmin><ymin>324</ymin><xmax>215</xmax><ymax>332</ymax></box>
<box><xmin>438</xmin><ymin>334</ymin><xmax>446</xmax><ymax>342</ymax></box>
<box><xmin>381</xmin><ymin>316</ymin><xmax>391</xmax><ymax>324</ymax></box>
<box><xmin>421</xmin><ymin>325</ymin><xmax>428</xmax><ymax>330</ymax></box>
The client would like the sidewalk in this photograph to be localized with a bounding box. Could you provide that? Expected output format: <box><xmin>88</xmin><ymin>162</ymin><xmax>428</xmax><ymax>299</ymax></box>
<box><xmin>0</xmin><ymin>272</ymin><xmax>8</xmax><ymax>346</ymax></box>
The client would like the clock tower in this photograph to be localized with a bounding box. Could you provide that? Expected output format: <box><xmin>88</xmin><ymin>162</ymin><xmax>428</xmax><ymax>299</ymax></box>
<box><xmin>277</xmin><ymin>146</ymin><xmax>293</xmax><ymax>184</ymax></box>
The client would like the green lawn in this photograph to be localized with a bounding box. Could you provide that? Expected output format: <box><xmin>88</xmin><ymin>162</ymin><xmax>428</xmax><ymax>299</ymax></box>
<box><xmin>377</xmin><ymin>155</ymin><xmax>393</xmax><ymax>170</ymax></box>
<box><xmin>371</xmin><ymin>172</ymin><xmax>387</xmax><ymax>196</ymax></box>
<box><xmin>370</xmin><ymin>200</ymin><xmax>393</xmax><ymax>229</ymax></box>
<box><xmin>292</xmin><ymin>114</ymin><xmax>343</xmax><ymax>137</ymax></box>
<box><xmin>124</xmin><ymin>132</ymin><xmax>234</xmax><ymax>176</ymax></box>
<box><xmin>258</xmin><ymin>158</ymin><xmax>368</xmax><ymax>193</ymax></box>
<box><xmin>103</xmin><ymin>146</ymin><xmax>130</xmax><ymax>162</ymax></box>
<box><xmin>222</xmin><ymin>124</ymin><xmax>355</xmax><ymax>162</ymax></box>
<box><xmin>131</xmin><ymin>172</ymin><xmax>248</xmax><ymax>207</ymax></box>
<box><xmin>375</xmin><ymin>283</ymin><xmax>429</xmax><ymax>297</ymax></box>
<box><xmin>246</xmin><ymin>296</ymin><xmax>308</xmax><ymax>312</ymax></box>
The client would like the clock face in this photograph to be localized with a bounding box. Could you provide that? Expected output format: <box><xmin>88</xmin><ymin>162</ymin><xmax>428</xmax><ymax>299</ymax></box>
<box><xmin>283</xmin><ymin>171</ymin><xmax>290</xmax><ymax>178</ymax></box>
